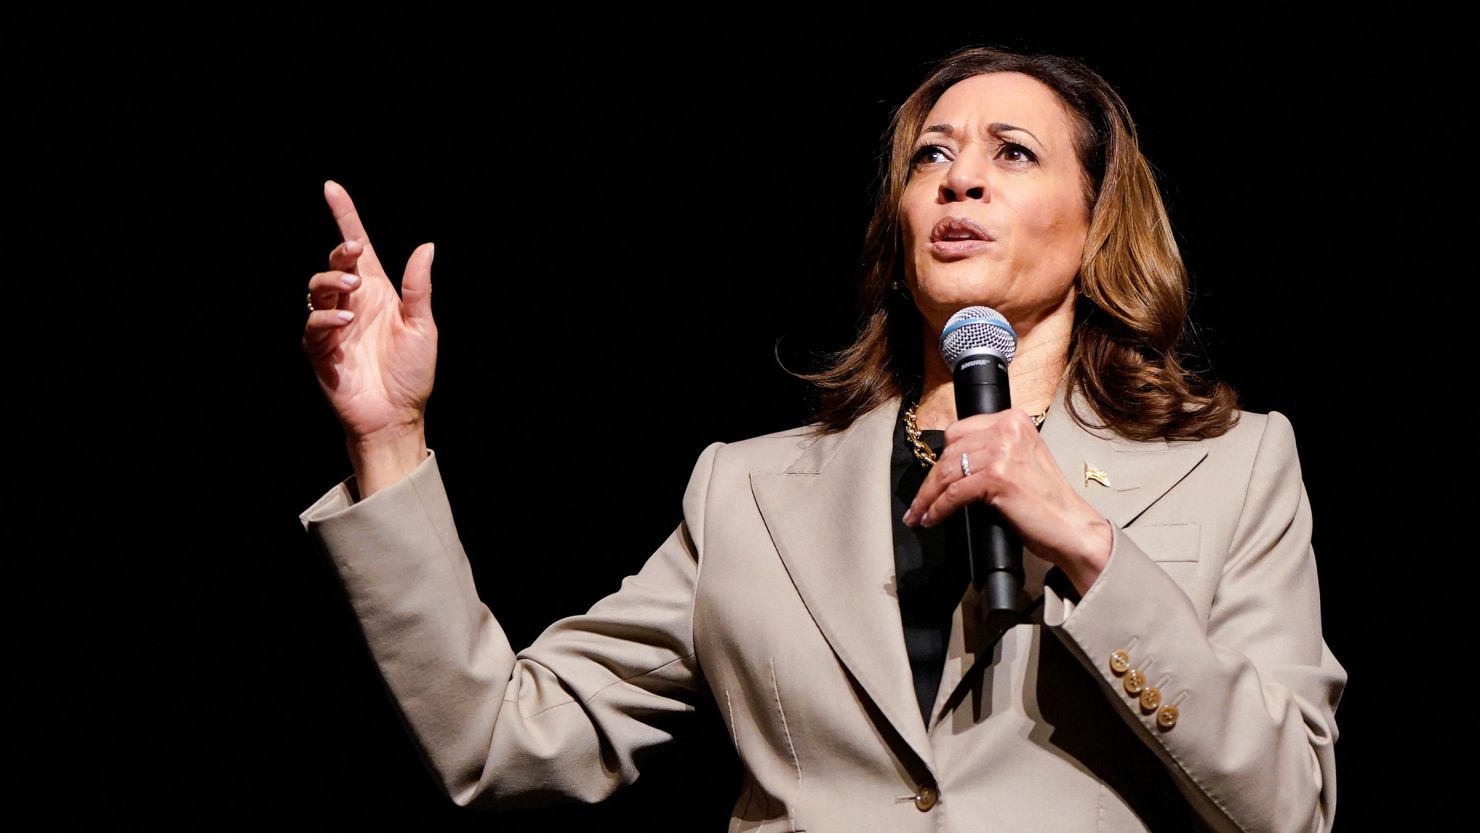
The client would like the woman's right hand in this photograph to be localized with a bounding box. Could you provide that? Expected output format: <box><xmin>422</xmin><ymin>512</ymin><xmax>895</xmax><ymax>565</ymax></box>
<box><xmin>303</xmin><ymin>180</ymin><xmax>438</xmax><ymax>447</ymax></box>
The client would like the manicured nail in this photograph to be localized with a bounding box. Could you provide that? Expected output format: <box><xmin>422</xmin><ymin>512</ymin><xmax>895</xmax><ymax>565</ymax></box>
<box><xmin>337</xmin><ymin>310</ymin><xmax>354</xmax><ymax>321</ymax></box>
<box><xmin>901</xmin><ymin>509</ymin><xmax>913</xmax><ymax>525</ymax></box>
<box><xmin>342</xmin><ymin>274</ymin><xmax>358</xmax><ymax>286</ymax></box>
<box><xmin>920</xmin><ymin>511</ymin><xmax>932</xmax><ymax>527</ymax></box>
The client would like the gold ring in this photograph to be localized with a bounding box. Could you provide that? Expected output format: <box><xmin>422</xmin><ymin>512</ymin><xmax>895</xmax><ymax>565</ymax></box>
<box><xmin>306</xmin><ymin>291</ymin><xmax>315</xmax><ymax>312</ymax></box>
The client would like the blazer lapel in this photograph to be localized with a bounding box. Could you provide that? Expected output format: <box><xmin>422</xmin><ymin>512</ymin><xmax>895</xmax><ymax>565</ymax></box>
<box><xmin>748</xmin><ymin>396</ymin><xmax>939</xmax><ymax>774</ymax></box>
<box><xmin>927</xmin><ymin>373</ymin><xmax>1210</xmax><ymax>730</ymax></box>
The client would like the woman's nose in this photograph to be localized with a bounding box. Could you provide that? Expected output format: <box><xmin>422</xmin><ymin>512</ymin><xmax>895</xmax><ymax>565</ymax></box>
<box><xmin>942</xmin><ymin>154</ymin><xmax>990</xmax><ymax>201</ymax></box>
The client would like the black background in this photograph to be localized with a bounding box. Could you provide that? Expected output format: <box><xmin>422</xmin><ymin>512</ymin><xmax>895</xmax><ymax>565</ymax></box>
<box><xmin>55</xmin><ymin>13</ymin><xmax>1454</xmax><ymax>830</ymax></box>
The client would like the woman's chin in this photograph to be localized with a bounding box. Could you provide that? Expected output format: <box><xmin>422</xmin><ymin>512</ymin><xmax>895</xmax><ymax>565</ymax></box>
<box><xmin>916</xmin><ymin>289</ymin><xmax>1011</xmax><ymax>317</ymax></box>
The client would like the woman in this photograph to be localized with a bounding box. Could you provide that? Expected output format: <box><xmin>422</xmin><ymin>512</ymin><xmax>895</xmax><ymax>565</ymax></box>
<box><xmin>300</xmin><ymin>46</ymin><xmax>1346</xmax><ymax>832</ymax></box>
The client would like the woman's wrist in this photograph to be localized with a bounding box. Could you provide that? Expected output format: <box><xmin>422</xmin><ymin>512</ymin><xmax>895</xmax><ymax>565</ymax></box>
<box><xmin>1060</xmin><ymin>515</ymin><xmax>1113</xmax><ymax>598</ymax></box>
<box><xmin>346</xmin><ymin>424</ymin><xmax>428</xmax><ymax>501</ymax></box>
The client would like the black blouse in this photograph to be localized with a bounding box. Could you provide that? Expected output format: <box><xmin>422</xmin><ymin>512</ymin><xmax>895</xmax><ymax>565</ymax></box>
<box><xmin>888</xmin><ymin>405</ymin><xmax>1050</xmax><ymax>729</ymax></box>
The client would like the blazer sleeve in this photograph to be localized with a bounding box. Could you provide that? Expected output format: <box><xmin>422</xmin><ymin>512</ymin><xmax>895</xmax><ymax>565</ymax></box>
<box><xmin>298</xmin><ymin>440</ymin><xmax>724</xmax><ymax>810</ymax></box>
<box><xmin>1040</xmin><ymin>411</ymin><xmax>1347</xmax><ymax>833</ymax></box>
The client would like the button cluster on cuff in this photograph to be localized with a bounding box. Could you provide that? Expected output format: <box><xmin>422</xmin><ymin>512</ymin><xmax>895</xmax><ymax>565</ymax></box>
<box><xmin>1108</xmin><ymin>646</ymin><xmax>1179</xmax><ymax>731</ymax></box>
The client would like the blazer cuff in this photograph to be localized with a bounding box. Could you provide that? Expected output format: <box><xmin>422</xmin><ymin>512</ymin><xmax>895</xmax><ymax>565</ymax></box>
<box><xmin>297</xmin><ymin>448</ymin><xmax>472</xmax><ymax>601</ymax></box>
<box><xmin>299</xmin><ymin>448</ymin><xmax>437</xmax><ymax>528</ymax></box>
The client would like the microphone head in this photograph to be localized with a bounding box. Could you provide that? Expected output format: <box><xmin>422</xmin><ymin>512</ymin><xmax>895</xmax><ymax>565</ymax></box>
<box><xmin>939</xmin><ymin>306</ymin><xmax>1018</xmax><ymax>369</ymax></box>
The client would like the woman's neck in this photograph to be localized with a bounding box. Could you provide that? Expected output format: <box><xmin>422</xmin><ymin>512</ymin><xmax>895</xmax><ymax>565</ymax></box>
<box><xmin>912</xmin><ymin>310</ymin><xmax>1072</xmax><ymax>432</ymax></box>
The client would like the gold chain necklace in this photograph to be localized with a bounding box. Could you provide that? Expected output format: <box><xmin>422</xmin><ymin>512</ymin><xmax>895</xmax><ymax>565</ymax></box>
<box><xmin>902</xmin><ymin>400</ymin><xmax>1048</xmax><ymax>470</ymax></box>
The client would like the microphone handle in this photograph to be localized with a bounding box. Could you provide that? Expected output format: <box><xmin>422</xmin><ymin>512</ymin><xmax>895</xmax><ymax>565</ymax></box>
<box><xmin>952</xmin><ymin>352</ymin><xmax>1030</xmax><ymax>617</ymax></box>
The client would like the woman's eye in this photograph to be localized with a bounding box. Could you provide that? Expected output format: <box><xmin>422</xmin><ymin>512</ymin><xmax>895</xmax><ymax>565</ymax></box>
<box><xmin>911</xmin><ymin>145</ymin><xmax>946</xmax><ymax>166</ymax></box>
<box><xmin>1000</xmin><ymin>142</ymin><xmax>1036</xmax><ymax>164</ymax></box>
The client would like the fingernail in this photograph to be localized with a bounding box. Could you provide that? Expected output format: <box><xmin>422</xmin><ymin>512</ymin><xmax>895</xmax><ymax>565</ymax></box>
<box><xmin>901</xmin><ymin>509</ymin><xmax>913</xmax><ymax>525</ymax></box>
<box><xmin>342</xmin><ymin>274</ymin><xmax>358</xmax><ymax>286</ymax></box>
<box><xmin>337</xmin><ymin>310</ymin><xmax>354</xmax><ymax>321</ymax></box>
<box><xmin>920</xmin><ymin>511</ymin><xmax>932</xmax><ymax>527</ymax></box>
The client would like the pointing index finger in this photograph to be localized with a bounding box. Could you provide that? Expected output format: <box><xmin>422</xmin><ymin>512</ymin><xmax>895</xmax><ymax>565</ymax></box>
<box><xmin>323</xmin><ymin>180</ymin><xmax>387</xmax><ymax>278</ymax></box>
<box><xmin>324</xmin><ymin>180</ymin><xmax>369</xmax><ymax>243</ymax></box>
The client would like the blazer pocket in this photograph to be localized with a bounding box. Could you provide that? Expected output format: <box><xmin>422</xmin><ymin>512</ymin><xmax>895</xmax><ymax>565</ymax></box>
<box><xmin>1121</xmin><ymin>522</ymin><xmax>1201</xmax><ymax>563</ymax></box>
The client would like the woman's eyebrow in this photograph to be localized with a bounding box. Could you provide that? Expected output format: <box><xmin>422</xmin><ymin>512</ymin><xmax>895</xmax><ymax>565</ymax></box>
<box><xmin>918</xmin><ymin>122</ymin><xmax>1044</xmax><ymax>150</ymax></box>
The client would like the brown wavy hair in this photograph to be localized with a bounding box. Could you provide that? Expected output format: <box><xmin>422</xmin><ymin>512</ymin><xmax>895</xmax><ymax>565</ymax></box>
<box><xmin>785</xmin><ymin>45</ymin><xmax>1240</xmax><ymax>442</ymax></box>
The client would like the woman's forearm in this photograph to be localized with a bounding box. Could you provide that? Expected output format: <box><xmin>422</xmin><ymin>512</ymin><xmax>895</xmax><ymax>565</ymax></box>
<box><xmin>347</xmin><ymin>425</ymin><xmax>428</xmax><ymax>501</ymax></box>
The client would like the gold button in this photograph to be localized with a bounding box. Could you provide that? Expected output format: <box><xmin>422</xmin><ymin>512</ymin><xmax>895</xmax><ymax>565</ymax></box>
<box><xmin>914</xmin><ymin>784</ymin><xmax>939</xmax><ymax>811</ymax></box>
<box><xmin>1139</xmin><ymin>685</ymin><xmax>1162</xmax><ymax>712</ymax></box>
<box><xmin>1123</xmin><ymin>668</ymin><xmax>1145</xmax><ymax>695</ymax></box>
<box><xmin>1109</xmin><ymin>649</ymin><xmax>1131</xmax><ymax>675</ymax></box>
<box><xmin>1157</xmin><ymin>704</ymin><xmax>1179</xmax><ymax>730</ymax></box>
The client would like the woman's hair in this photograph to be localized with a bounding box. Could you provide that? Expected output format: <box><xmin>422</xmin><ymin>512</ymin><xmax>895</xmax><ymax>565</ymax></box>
<box><xmin>785</xmin><ymin>45</ymin><xmax>1240</xmax><ymax>442</ymax></box>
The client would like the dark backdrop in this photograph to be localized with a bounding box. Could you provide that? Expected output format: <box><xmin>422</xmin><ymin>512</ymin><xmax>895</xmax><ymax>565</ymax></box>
<box><xmin>91</xmin><ymin>17</ymin><xmax>1438</xmax><ymax>831</ymax></box>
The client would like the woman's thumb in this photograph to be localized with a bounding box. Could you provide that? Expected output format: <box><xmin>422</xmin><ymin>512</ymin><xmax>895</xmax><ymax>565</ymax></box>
<box><xmin>401</xmin><ymin>242</ymin><xmax>435</xmax><ymax>322</ymax></box>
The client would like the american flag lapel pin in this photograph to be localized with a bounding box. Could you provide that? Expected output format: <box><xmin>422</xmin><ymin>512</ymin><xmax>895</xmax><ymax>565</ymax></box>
<box><xmin>1084</xmin><ymin>461</ymin><xmax>1110</xmax><ymax>488</ymax></box>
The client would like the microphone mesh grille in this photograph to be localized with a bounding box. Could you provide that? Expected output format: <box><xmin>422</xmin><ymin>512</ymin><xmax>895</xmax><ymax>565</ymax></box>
<box><xmin>940</xmin><ymin>306</ymin><xmax>1018</xmax><ymax>367</ymax></box>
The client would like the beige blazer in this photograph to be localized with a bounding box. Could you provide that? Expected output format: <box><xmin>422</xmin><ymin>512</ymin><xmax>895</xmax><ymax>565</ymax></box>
<box><xmin>299</xmin><ymin>374</ymin><xmax>1346</xmax><ymax>833</ymax></box>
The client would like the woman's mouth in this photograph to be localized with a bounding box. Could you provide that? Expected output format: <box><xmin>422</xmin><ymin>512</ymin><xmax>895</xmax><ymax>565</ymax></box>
<box><xmin>931</xmin><ymin>239</ymin><xmax>994</xmax><ymax>258</ymax></box>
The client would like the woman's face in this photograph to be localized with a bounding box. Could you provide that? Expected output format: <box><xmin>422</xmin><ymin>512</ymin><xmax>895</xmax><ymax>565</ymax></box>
<box><xmin>900</xmin><ymin>71</ymin><xmax>1091</xmax><ymax>333</ymax></box>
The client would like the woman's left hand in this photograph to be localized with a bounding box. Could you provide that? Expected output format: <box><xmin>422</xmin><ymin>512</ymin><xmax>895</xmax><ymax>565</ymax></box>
<box><xmin>902</xmin><ymin>408</ymin><xmax>1114</xmax><ymax>597</ymax></box>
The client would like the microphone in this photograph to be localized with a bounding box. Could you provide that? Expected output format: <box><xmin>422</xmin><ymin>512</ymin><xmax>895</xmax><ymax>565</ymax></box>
<box><xmin>938</xmin><ymin>306</ymin><xmax>1032</xmax><ymax>622</ymax></box>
